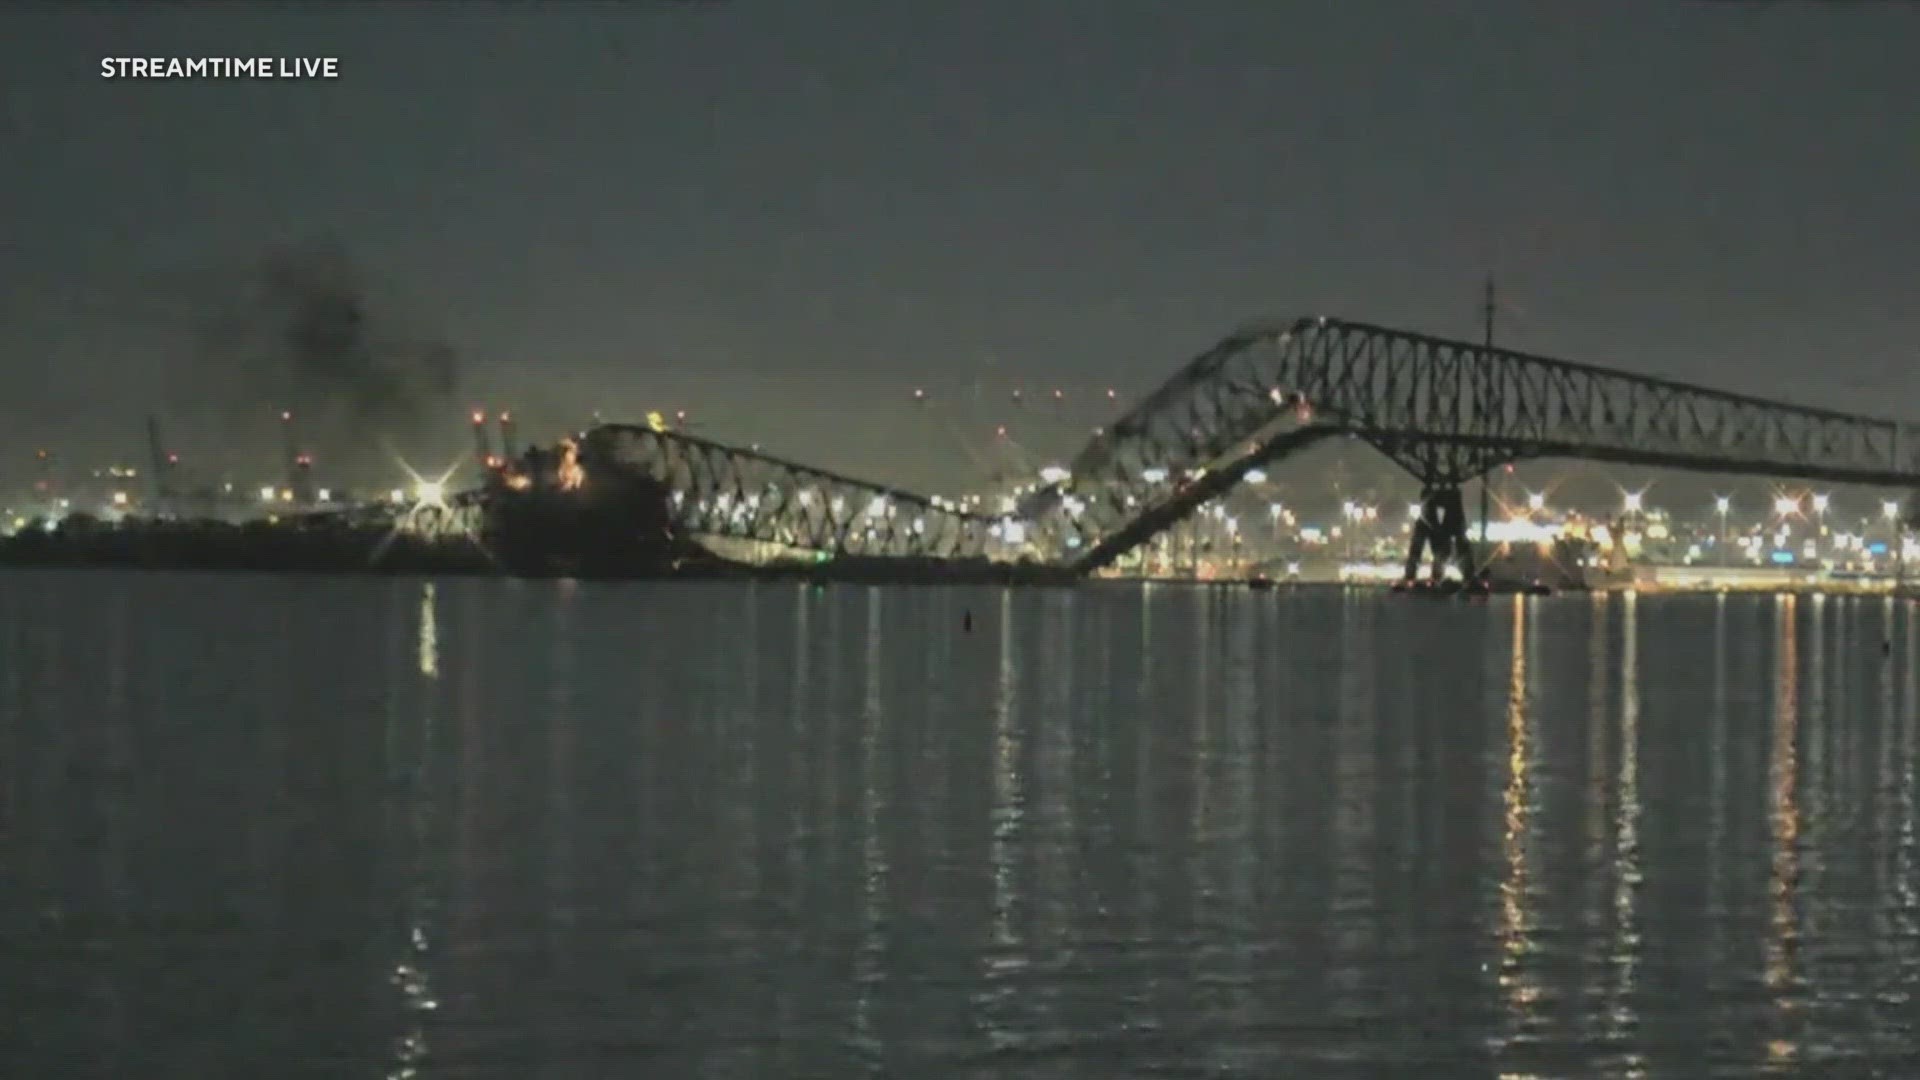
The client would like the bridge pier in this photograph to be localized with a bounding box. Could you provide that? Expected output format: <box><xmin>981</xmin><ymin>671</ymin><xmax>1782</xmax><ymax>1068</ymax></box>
<box><xmin>1402</xmin><ymin>486</ymin><xmax>1478</xmax><ymax>584</ymax></box>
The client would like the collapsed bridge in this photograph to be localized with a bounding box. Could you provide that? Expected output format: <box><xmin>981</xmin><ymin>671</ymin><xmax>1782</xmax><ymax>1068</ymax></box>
<box><xmin>1021</xmin><ymin>316</ymin><xmax>1920</xmax><ymax>579</ymax></box>
<box><xmin>459</xmin><ymin>317</ymin><xmax>1920</xmax><ymax>581</ymax></box>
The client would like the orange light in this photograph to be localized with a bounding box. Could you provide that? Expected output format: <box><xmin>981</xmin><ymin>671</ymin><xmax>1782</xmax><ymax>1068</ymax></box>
<box><xmin>556</xmin><ymin>438</ymin><xmax>585</xmax><ymax>491</ymax></box>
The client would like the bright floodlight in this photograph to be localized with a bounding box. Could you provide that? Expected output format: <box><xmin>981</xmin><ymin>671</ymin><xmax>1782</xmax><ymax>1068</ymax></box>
<box><xmin>1527</xmin><ymin>492</ymin><xmax>1545</xmax><ymax>511</ymax></box>
<box><xmin>1885</xmin><ymin>500</ymin><xmax>1901</xmax><ymax>521</ymax></box>
<box><xmin>1407</xmin><ymin>503</ymin><xmax>1422</xmax><ymax>520</ymax></box>
<box><xmin>1775</xmin><ymin>495</ymin><xmax>1799</xmax><ymax>516</ymax></box>
<box><xmin>415</xmin><ymin>480</ymin><xmax>445</xmax><ymax>504</ymax></box>
<box><xmin>1623</xmin><ymin>491</ymin><xmax>1642</xmax><ymax>513</ymax></box>
<box><xmin>1813</xmin><ymin>493</ymin><xmax>1830</xmax><ymax>513</ymax></box>
<box><xmin>1715</xmin><ymin>495</ymin><xmax>1731</xmax><ymax>513</ymax></box>
<box><xmin>1244</xmin><ymin>468</ymin><xmax>1267</xmax><ymax>484</ymax></box>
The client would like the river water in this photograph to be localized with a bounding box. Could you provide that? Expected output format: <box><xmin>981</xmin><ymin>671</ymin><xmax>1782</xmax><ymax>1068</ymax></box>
<box><xmin>3</xmin><ymin>572</ymin><xmax>1918</xmax><ymax>1078</ymax></box>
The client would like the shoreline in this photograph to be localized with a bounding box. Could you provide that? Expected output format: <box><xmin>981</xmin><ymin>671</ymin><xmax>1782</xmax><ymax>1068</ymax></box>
<box><xmin>3</xmin><ymin>554</ymin><xmax>1912</xmax><ymax>597</ymax></box>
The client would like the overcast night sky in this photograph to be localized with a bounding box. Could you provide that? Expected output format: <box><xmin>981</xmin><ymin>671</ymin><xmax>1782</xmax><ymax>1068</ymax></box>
<box><xmin>1</xmin><ymin>1</ymin><xmax>1917</xmax><ymax>495</ymax></box>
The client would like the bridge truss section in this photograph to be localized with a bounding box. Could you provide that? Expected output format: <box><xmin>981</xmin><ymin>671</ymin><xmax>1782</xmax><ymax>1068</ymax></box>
<box><xmin>1034</xmin><ymin>316</ymin><xmax>1920</xmax><ymax>572</ymax></box>
<box><xmin>582</xmin><ymin>425</ymin><xmax>1002</xmax><ymax>560</ymax></box>
<box><xmin>1284</xmin><ymin>317</ymin><xmax>1918</xmax><ymax>485</ymax></box>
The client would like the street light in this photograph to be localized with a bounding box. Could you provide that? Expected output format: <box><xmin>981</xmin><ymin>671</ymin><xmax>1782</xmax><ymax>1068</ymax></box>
<box><xmin>1623</xmin><ymin>491</ymin><xmax>1642</xmax><ymax>514</ymax></box>
<box><xmin>1527</xmin><ymin>492</ymin><xmax>1545</xmax><ymax>512</ymax></box>
<box><xmin>1715</xmin><ymin>495</ymin><xmax>1730</xmax><ymax>547</ymax></box>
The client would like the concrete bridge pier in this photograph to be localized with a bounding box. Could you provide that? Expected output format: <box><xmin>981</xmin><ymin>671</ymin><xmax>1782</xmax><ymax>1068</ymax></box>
<box><xmin>1401</xmin><ymin>486</ymin><xmax>1478</xmax><ymax>584</ymax></box>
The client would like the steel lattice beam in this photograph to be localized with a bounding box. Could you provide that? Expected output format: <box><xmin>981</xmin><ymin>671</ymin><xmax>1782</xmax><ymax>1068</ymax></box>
<box><xmin>581</xmin><ymin>425</ymin><xmax>1000</xmax><ymax>559</ymax></box>
<box><xmin>1035</xmin><ymin>316</ymin><xmax>1920</xmax><ymax>571</ymax></box>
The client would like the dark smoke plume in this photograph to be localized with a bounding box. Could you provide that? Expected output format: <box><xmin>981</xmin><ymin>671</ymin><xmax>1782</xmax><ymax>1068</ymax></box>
<box><xmin>208</xmin><ymin>241</ymin><xmax>459</xmax><ymax>421</ymax></box>
<box><xmin>171</xmin><ymin>240</ymin><xmax>463</xmax><ymax>477</ymax></box>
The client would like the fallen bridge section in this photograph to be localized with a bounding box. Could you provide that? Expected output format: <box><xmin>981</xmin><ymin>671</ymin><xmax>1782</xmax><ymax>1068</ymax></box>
<box><xmin>577</xmin><ymin>424</ymin><xmax>1007</xmax><ymax>562</ymax></box>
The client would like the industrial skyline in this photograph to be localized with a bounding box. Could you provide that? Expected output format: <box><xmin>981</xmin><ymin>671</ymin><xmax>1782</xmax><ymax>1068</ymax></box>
<box><xmin>3</xmin><ymin>1</ymin><xmax>1918</xmax><ymax>495</ymax></box>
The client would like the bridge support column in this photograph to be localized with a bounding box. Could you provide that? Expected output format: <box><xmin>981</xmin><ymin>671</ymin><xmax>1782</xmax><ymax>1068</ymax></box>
<box><xmin>1401</xmin><ymin>486</ymin><xmax>1478</xmax><ymax>585</ymax></box>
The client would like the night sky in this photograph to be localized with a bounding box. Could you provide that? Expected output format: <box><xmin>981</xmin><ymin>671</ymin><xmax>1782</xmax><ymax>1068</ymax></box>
<box><xmin>3</xmin><ymin>1</ymin><xmax>1917</xmax><ymax>496</ymax></box>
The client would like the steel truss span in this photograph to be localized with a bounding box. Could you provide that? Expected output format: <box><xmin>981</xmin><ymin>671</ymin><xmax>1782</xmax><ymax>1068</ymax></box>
<box><xmin>1041</xmin><ymin>316</ymin><xmax>1920</xmax><ymax>571</ymax></box>
<box><xmin>583</xmin><ymin>425</ymin><xmax>998</xmax><ymax>559</ymax></box>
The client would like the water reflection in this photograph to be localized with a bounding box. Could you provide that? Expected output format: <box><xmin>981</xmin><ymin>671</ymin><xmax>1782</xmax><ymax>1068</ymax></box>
<box><xmin>1496</xmin><ymin>596</ymin><xmax>1541</xmax><ymax>1044</ymax></box>
<box><xmin>389</xmin><ymin>581</ymin><xmax>441</xmax><ymax>1080</ymax></box>
<box><xmin>852</xmin><ymin>587</ymin><xmax>887</xmax><ymax>1067</ymax></box>
<box><xmin>980</xmin><ymin>589</ymin><xmax>1024</xmax><ymax>1053</ymax></box>
<box><xmin>1766</xmin><ymin>595</ymin><xmax>1803</xmax><ymax>1069</ymax></box>
<box><xmin>1608</xmin><ymin>590</ymin><xmax>1645</xmax><ymax>1074</ymax></box>
<box><xmin>5</xmin><ymin>576</ymin><xmax>1920</xmax><ymax>1078</ymax></box>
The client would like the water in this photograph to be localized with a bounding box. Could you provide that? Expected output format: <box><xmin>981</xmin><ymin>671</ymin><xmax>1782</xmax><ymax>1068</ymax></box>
<box><xmin>3</xmin><ymin>573</ymin><xmax>1919</xmax><ymax>1078</ymax></box>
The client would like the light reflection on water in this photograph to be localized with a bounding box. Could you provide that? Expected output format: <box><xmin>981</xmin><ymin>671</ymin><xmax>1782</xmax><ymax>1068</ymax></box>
<box><xmin>3</xmin><ymin>572</ymin><xmax>1920</xmax><ymax>1078</ymax></box>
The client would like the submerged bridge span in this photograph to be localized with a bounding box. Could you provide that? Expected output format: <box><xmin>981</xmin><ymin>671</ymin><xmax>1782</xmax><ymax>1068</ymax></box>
<box><xmin>575</xmin><ymin>424</ymin><xmax>1002</xmax><ymax>561</ymax></box>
